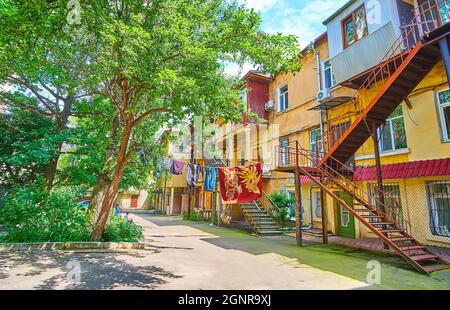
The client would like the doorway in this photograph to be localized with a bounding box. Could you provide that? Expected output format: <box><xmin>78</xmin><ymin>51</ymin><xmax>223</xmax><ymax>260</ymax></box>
<box><xmin>336</xmin><ymin>192</ymin><xmax>356</xmax><ymax>238</ymax></box>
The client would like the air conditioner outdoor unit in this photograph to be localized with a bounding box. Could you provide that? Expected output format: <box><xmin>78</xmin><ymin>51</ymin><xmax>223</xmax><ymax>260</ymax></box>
<box><xmin>317</xmin><ymin>89</ymin><xmax>332</xmax><ymax>103</ymax></box>
<box><xmin>265</xmin><ymin>100</ymin><xmax>275</xmax><ymax>111</ymax></box>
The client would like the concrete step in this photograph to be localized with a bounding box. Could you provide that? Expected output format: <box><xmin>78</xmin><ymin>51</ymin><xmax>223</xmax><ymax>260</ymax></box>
<box><xmin>258</xmin><ymin>230</ymin><xmax>283</xmax><ymax>236</ymax></box>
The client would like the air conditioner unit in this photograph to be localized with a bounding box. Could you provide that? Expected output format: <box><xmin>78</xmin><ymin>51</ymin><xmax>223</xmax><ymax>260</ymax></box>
<box><xmin>317</xmin><ymin>89</ymin><xmax>332</xmax><ymax>103</ymax></box>
<box><xmin>265</xmin><ymin>100</ymin><xmax>275</xmax><ymax>111</ymax></box>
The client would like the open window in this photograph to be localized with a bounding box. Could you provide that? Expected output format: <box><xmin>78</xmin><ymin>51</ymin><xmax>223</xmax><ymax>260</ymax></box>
<box><xmin>323</xmin><ymin>59</ymin><xmax>336</xmax><ymax>89</ymax></box>
<box><xmin>342</xmin><ymin>5</ymin><xmax>368</xmax><ymax>48</ymax></box>
<box><xmin>379</xmin><ymin>106</ymin><xmax>408</xmax><ymax>153</ymax></box>
<box><xmin>437</xmin><ymin>89</ymin><xmax>450</xmax><ymax>142</ymax></box>
<box><xmin>278</xmin><ymin>85</ymin><xmax>289</xmax><ymax>112</ymax></box>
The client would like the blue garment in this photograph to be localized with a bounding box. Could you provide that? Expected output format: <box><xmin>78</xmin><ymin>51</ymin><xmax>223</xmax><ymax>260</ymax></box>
<box><xmin>204</xmin><ymin>167</ymin><xmax>217</xmax><ymax>192</ymax></box>
<box><xmin>115</xmin><ymin>205</ymin><xmax>121</xmax><ymax>217</ymax></box>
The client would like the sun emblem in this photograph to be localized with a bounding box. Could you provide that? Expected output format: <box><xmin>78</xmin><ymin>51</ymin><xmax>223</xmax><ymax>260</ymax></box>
<box><xmin>236</xmin><ymin>165</ymin><xmax>261</xmax><ymax>194</ymax></box>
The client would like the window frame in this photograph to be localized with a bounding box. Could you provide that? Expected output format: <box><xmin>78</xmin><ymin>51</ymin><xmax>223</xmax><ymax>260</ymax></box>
<box><xmin>341</xmin><ymin>4</ymin><xmax>368</xmax><ymax>49</ymax></box>
<box><xmin>279</xmin><ymin>137</ymin><xmax>290</xmax><ymax>167</ymax></box>
<box><xmin>378</xmin><ymin>106</ymin><xmax>407</xmax><ymax>153</ymax></box>
<box><xmin>436</xmin><ymin>89</ymin><xmax>450</xmax><ymax>142</ymax></box>
<box><xmin>278</xmin><ymin>84</ymin><xmax>289</xmax><ymax>112</ymax></box>
<box><xmin>309</xmin><ymin>127</ymin><xmax>322</xmax><ymax>166</ymax></box>
<box><xmin>322</xmin><ymin>59</ymin><xmax>336</xmax><ymax>89</ymax></box>
<box><xmin>426</xmin><ymin>180</ymin><xmax>450</xmax><ymax>237</ymax></box>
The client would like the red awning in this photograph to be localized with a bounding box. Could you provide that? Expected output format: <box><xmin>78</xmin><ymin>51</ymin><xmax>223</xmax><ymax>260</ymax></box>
<box><xmin>353</xmin><ymin>158</ymin><xmax>450</xmax><ymax>181</ymax></box>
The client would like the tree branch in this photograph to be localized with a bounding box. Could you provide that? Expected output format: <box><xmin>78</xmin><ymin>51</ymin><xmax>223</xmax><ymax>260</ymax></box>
<box><xmin>132</xmin><ymin>108</ymin><xmax>171</xmax><ymax>126</ymax></box>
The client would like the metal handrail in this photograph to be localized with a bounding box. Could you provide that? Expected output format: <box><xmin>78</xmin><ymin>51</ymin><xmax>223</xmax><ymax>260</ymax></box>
<box><xmin>289</xmin><ymin>141</ymin><xmax>411</xmax><ymax>235</ymax></box>
<box><xmin>323</xmin><ymin>0</ymin><xmax>449</xmax><ymax>153</ymax></box>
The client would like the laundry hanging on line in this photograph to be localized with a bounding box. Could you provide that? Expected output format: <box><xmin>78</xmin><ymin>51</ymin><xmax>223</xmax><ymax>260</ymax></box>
<box><xmin>218</xmin><ymin>163</ymin><xmax>262</xmax><ymax>205</ymax></box>
<box><xmin>170</xmin><ymin>159</ymin><xmax>185</xmax><ymax>175</ymax></box>
<box><xmin>204</xmin><ymin>167</ymin><xmax>217</xmax><ymax>192</ymax></box>
<box><xmin>186</xmin><ymin>163</ymin><xmax>204</xmax><ymax>191</ymax></box>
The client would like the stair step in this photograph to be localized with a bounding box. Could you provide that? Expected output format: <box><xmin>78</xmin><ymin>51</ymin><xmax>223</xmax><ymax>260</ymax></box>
<box><xmin>354</xmin><ymin>209</ymin><xmax>376</xmax><ymax>213</ymax></box>
<box><xmin>422</xmin><ymin>264</ymin><xmax>450</xmax><ymax>273</ymax></box>
<box><xmin>378</xmin><ymin>229</ymin><xmax>402</xmax><ymax>233</ymax></box>
<box><xmin>411</xmin><ymin>254</ymin><xmax>439</xmax><ymax>262</ymax></box>
<box><xmin>371</xmin><ymin>222</ymin><xmax>393</xmax><ymax>226</ymax></box>
<box><xmin>390</xmin><ymin>237</ymin><xmax>415</xmax><ymax>242</ymax></box>
<box><xmin>399</xmin><ymin>245</ymin><xmax>426</xmax><ymax>251</ymax></box>
<box><xmin>258</xmin><ymin>230</ymin><xmax>283</xmax><ymax>235</ymax></box>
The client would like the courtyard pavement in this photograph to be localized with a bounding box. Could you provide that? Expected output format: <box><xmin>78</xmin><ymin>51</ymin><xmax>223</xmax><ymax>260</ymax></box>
<box><xmin>0</xmin><ymin>214</ymin><xmax>369</xmax><ymax>290</ymax></box>
<box><xmin>0</xmin><ymin>214</ymin><xmax>448</xmax><ymax>290</ymax></box>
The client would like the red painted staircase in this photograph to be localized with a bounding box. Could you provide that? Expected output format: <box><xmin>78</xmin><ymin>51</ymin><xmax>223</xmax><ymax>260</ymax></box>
<box><xmin>321</xmin><ymin>1</ymin><xmax>450</xmax><ymax>166</ymax></box>
<box><xmin>283</xmin><ymin>144</ymin><xmax>449</xmax><ymax>274</ymax></box>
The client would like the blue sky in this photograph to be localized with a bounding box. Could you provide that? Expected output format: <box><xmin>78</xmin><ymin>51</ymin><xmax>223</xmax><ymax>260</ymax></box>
<box><xmin>226</xmin><ymin>0</ymin><xmax>349</xmax><ymax>75</ymax></box>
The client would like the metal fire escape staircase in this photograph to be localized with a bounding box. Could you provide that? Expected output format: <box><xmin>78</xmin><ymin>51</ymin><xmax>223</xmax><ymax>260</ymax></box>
<box><xmin>275</xmin><ymin>1</ymin><xmax>450</xmax><ymax>274</ymax></box>
<box><xmin>322</xmin><ymin>2</ymin><xmax>450</xmax><ymax>166</ymax></box>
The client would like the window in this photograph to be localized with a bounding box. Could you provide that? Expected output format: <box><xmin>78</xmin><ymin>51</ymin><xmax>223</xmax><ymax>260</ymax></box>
<box><xmin>310</xmin><ymin>128</ymin><xmax>322</xmax><ymax>166</ymax></box>
<box><xmin>288</xmin><ymin>191</ymin><xmax>297</xmax><ymax>220</ymax></box>
<box><xmin>323</xmin><ymin>60</ymin><xmax>336</xmax><ymax>89</ymax></box>
<box><xmin>343</xmin><ymin>5</ymin><xmax>368</xmax><ymax>48</ymax></box>
<box><xmin>368</xmin><ymin>183</ymin><xmax>403</xmax><ymax>223</ymax></box>
<box><xmin>278</xmin><ymin>85</ymin><xmax>288</xmax><ymax>112</ymax></box>
<box><xmin>379</xmin><ymin>106</ymin><xmax>407</xmax><ymax>153</ymax></box>
<box><xmin>426</xmin><ymin>181</ymin><xmax>450</xmax><ymax>237</ymax></box>
<box><xmin>438</xmin><ymin>1</ymin><xmax>450</xmax><ymax>24</ymax></box>
<box><xmin>241</xmin><ymin>88</ymin><xmax>248</xmax><ymax>103</ymax></box>
<box><xmin>313</xmin><ymin>190</ymin><xmax>322</xmax><ymax>218</ymax></box>
<box><xmin>437</xmin><ymin>89</ymin><xmax>450</xmax><ymax>142</ymax></box>
<box><xmin>280</xmin><ymin>137</ymin><xmax>289</xmax><ymax>167</ymax></box>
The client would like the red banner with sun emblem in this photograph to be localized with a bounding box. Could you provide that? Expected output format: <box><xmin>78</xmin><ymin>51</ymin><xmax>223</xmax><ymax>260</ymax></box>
<box><xmin>218</xmin><ymin>163</ymin><xmax>262</xmax><ymax>205</ymax></box>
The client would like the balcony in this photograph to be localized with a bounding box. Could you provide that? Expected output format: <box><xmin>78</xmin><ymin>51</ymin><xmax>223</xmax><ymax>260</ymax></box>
<box><xmin>330</xmin><ymin>22</ymin><xmax>398</xmax><ymax>89</ymax></box>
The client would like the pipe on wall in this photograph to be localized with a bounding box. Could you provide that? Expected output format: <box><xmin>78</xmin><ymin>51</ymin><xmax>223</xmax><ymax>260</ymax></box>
<box><xmin>310</xmin><ymin>41</ymin><xmax>325</xmax><ymax>152</ymax></box>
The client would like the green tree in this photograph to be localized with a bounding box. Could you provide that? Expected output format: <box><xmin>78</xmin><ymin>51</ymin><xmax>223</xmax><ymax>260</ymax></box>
<box><xmin>1</xmin><ymin>0</ymin><xmax>302</xmax><ymax>240</ymax></box>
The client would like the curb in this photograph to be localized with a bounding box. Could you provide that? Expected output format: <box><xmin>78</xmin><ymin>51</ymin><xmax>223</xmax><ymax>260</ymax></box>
<box><xmin>0</xmin><ymin>241</ymin><xmax>145</xmax><ymax>252</ymax></box>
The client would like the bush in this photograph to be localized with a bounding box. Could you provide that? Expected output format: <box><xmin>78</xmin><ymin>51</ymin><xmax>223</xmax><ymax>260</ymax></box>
<box><xmin>269</xmin><ymin>192</ymin><xmax>293</xmax><ymax>227</ymax></box>
<box><xmin>0</xmin><ymin>184</ymin><xmax>144</xmax><ymax>243</ymax></box>
<box><xmin>101</xmin><ymin>216</ymin><xmax>143</xmax><ymax>242</ymax></box>
<box><xmin>183</xmin><ymin>210</ymin><xmax>199</xmax><ymax>221</ymax></box>
<box><xmin>0</xmin><ymin>184</ymin><xmax>90</xmax><ymax>242</ymax></box>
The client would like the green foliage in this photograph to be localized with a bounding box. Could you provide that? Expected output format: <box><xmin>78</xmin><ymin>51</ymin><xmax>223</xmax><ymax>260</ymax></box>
<box><xmin>0</xmin><ymin>183</ymin><xmax>90</xmax><ymax>242</ymax></box>
<box><xmin>101</xmin><ymin>216</ymin><xmax>143</xmax><ymax>242</ymax></box>
<box><xmin>269</xmin><ymin>192</ymin><xmax>293</xmax><ymax>227</ymax></box>
<box><xmin>0</xmin><ymin>106</ymin><xmax>66</xmax><ymax>185</ymax></box>
<box><xmin>0</xmin><ymin>183</ymin><xmax>144</xmax><ymax>242</ymax></box>
<box><xmin>183</xmin><ymin>211</ymin><xmax>199</xmax><ymax>222</ymax></box>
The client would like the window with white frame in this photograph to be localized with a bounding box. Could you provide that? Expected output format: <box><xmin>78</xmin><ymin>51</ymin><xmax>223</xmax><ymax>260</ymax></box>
<box><xmin>426</xmin><ymin>180</ymin><xmax>450</xmax><ymax>237</ymax></box>
<box><xmin>323</xmin><ymin>60</ymin><xmax>336</xmax><ymax>89</ymax></box>
<box><xmin>379</xmin><ymin>106</ymin><xmax>407</xmax><ymax>153</ymax></box>
<box><xmin>368</xmin><ymin>183</ymin><xmax>403</xmax><ymax>224</ymax></box>
<box><xmin>310</xmin><ymin>128</ymin><xmax>322</xmax><ymax>166</ymax></box>
<box><xmin>278</xmin><ymin>85</ymin><xmax>288</xmax><ymax>112</ymax></box>
<box><xmin>313</xmin><ymin>189</ymin><xmax>322</xmax><ymax>218</ymax></box>
<box><xmin>437</xmin><ymin>89</ymin><xmax>450</xmax><ymax>142</ymax></box>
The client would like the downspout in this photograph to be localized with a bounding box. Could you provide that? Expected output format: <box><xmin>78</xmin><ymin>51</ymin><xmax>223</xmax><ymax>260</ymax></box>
<box><xmin>310</xmin><ymin>41</ymin><xmax>324</xmax><ymax>153</ymax></box>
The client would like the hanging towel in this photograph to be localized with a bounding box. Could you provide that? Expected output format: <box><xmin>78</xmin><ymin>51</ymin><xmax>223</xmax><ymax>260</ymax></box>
<box><xmin>170</xmin><ymin>160</ymin><xmax>185</xmax><ymax>175</ymax></box>
<box><xmin>186</xmin><ymin>163</ymin><xmax>202</xmax><ymax>191</ymax></box>
<box><xmin>218</xmin><ymin>163</ymin><xmax>262</xmax><ymax>205</ymax></box>
<box><xmin>204</xmin><ymin>167</ymin><xmax>217</xmax><ymax>192</ymax></box>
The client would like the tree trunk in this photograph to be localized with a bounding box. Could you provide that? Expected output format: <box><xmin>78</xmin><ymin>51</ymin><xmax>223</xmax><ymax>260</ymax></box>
<box><xmin>86</xmin><ymin>115</ymin><xmax>120</xmax><ymax>225</ymax></box>
<box><xmin>44</xmin><ymin>155</ymin><xmax>59</xmax><ymax>190</ymax></box>
<box><xmin>90</xmin><ymin>116</ymin><xmax>134</xmax><ymax>241</ymax></box>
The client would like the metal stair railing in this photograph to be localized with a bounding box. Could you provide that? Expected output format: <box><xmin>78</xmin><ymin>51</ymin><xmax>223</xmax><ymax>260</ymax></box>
<box><xmin>323</xmin><ymin>0</ymin><xmax>450</xmax><ymax>153</ymax></box>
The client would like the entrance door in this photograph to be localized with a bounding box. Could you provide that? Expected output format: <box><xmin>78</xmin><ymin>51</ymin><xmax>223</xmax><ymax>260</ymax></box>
<box><xmin>336</xmin><ymin>192</ymin><xmax>356</xmax><ymax>238</ymax></box>
<box><xmin>130</xmin><ymin>195</ymin><xmax>139</xmax><ymax>209</ymax></box>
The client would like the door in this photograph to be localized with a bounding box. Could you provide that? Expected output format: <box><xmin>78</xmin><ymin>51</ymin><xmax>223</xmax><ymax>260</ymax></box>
<box><xmin>336</xmin><ymin>192</ymin><xmax>356</xmax><ymax>238</ymax></box>
<box><xmin>130</xmin><ymin>195</ymin><xmax>139</xmax><ymax>209</ymax></box>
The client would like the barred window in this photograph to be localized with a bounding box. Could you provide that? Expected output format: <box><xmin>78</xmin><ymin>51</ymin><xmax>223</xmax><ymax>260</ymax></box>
<box><xmin>368</xmin><ymin>183</ymin><xmax>403</xmax><ymax>223</ymax></box>
<box><xmin>426</xmin><ymin>181</ymin><xmax>450</xmax><ymax>237</ymax></box>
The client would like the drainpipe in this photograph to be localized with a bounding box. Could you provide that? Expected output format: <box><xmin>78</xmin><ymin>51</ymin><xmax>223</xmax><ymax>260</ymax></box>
<box><xmin>310</xmin><ymin>41</ymin><xmax>324</xmax><ymax>153</ymax></box>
